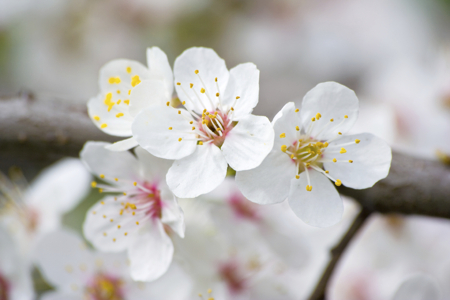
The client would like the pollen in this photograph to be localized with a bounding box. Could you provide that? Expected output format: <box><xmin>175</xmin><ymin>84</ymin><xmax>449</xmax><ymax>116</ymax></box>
<box><xmin>178</xmin><ymin>110</ymin><xmax>181</xmax><ymax>114</ymax></box>
<box><xmin>306</xmin><ymin>185</ymin><xmax>312</xmax><ymax>192</ymax></box>
<box><xmin>168</xmin><ymin>127</ymin><xmax>173</xmax><ymax>130</ymax></box>
<box><xmin>116</xmin><ymin>113</ymin><xmax>124</xmax><ymax>118</ymax></box>
<box><xmin>349</xmin><ymin>160</ymin><xmax>353</xmax><ymax>163</ymax></box>
<box><xmin>355</xmin><ymin>139</ymin><xmax>360</xmax><ymax>144</ymax></box>
<box><xmin>190</xmin><ymin>83</ymin><xmax>194</xmax><ymax>88</ymax></box>
<box><xmin>110</xmin><ymin>219</ymin><xmax>113</xmax><ymax>222</ymax></box>
<box><xmin>101</xmin><ymin>201</ymin><xmax>105</xmax><ymax>205</ymax></box>
<box><xmin>178</xmin><ymin>138</ymin><xmax>182</xmax><ymax>142</ymax></box>
<box><xmin>190</xmin><ymin>121</ymin><xmax>193</xmax><ymax>124</ymax></box>
<box><xmin>324</xmin><ymin>142</ymin><xmax>329</xmax><ymax>147</ymax></box>
<box><xmin>281</xmin><ymin>145</ymin><xmax>287</xmax><ymax>152</ymax></box>
<box><xmin>215</xmin><ymin>77</ymin><xmax>218</xmax><ymax>82</ymax></box>
<box><xmin>166</xmin><ymin>101</ymin><xmax>170</xmax><ymax>106</ymax></box>
<box><xmin>93</xmin><ymin>115</ymin><xmax>100</xmax><ymax>121</ymax></box>
<box><xmin>316</xmin><ymin>113</ymin><xmax>321</xmax><ymax>120</ymax></box>
<box><xmin>177</xmin><ymin>82</ymin><xmax>181</xmax><ymax>85</ymax></box>
<box><xmin>311</xmin><ymin>117</ymin><xmax>316</xmax><ymax>122</ymax></box>
<box><xmin>117</xmin><ymin>90</ymin><xmax>121</xmax><ymax>94</ymax></box>
<box><xmin>330</xmin><ymin>119</ymin><xmax>334</xmax><ymax>122</ymax></box>
<box><xmin>338</xmin><ymin>132</ymin><xmax>342</xmax><ymax>135</ymax></box>
<box><xmin>103</xmin><ymin>215</ymin><xmax>106</xmax><ymax>219</ymax></box>
<box><xmin>216</xmin><ymin>93</ymin><xmax>220</xmax><ymax>97</ymax></box>
<box><xmin>182</xmin><ymin>101</ymin><xmax>186</xmax><ymax>105</ymax></box>
<box><xmin>295</xmin><ymin>175</ymin><xmax>300</xmax><ymax>179</ymax></box>
<box><xmin>113</xmin><ymin>238</ymin><xmax>116</xmax><ymax>242</ymax></box>
<box><xmin>101</xmin><ymin>123</ymin><xmax>107</xmax><ymax>129</ymax></box>
<box><xmin>295</xmin><ymin>108</ymin><xmax>299</xmax><ymax>112</ymax></box>
<box><xmin>92</xmin><ymin>211</ymin><xmax>96</xmax><ymax>215</ymax></box>
<box><xmin>128</xmin><ymin>90</ymin><xmax>131</xmax><ymax>95</ymax></box>
<box><xmin>344</xmin><ymin>115</ymin><xmax>348</xmax><ymax>118</ymax></box>
<box><xmin>126</xmin><ymin>67</ymin><xmax>132</xmax><ymax>73</ymax></box>
<box><xmin>133</xmin><ymin>182</ymin><xmax>137</xmax><ymax>186</ymax></box>
<box><xmin>200</xmin><ymin>88</ymin><xmax>206</xmax><ymax>93</ymax></box>
<box><xmin>136</xmin><ymin>221</ymin><xmax>139</xmax><ymax>225</ymax></box>
<box><xmin>108</xmin><ymin>77</ymin><xmax>121</xmax><ymax>84</ymax></box>
<box><xmin>99</xmin><ymin>189</ymin><xmax>103</xmax><ymax>193</ymax></box>
<box><xmin>325</xmin><ymin>170</ymin><xmax>329</xmax><ymax>174</ymax></box>
<box><xmin>131</xmin><ymin>75</ymin><xmax>141</xmax><ymax>87</ymax></box>
<box><xmin>280</xmin><ymin>133</ymin><xmax>286</xmax><ymax>138</ymax></box>
<box><xmin>91</xmin><ymin>181</ymin><xmax>97</xmax><ymax>188</ymax></box>
<box><xmin>103</xmin><ymin>232</ymin><xmax>107</xmax><ymax>236</ymax></box>
<box><xmin>116</xmin><ymin>100</ymin><xmax>121</xmax><ymax>104</ymax></box>
<box><xmin>114</xmin><ymin>178</ymin><xmax>118</xmax><ymax>181</ymax></box>
<box><xmin>124</xmin><ymin>232</ymin><xmax>128</xmax><ymax>236</ymax></box>
<box><xmin>195</xmin><ymin>70</ymin><xmax>199</xmax><ymax>74</ymax></box>
<box><xmin>198</xmin><ymin>141</ymin><xmax>203</xmax><ymax>145</ymax></box>
<box><xmin>332</xmin><ymin>158</ymin><xmax>337</xmax><ymax>163</ymax></box>
<box><xmin>236</xmin><ymin>96</ymin><xmax>240</xmax><ymax>99</ymax></box>
<box><xmin>192</xmin><ymin>127</ymin><xmax>195</xmax><ymax>130</ymax></box>
<box><xmin>335</xmin><ymin>179</ymin><xmax>342</xmax><ymax>186</ymax></box>
<box><xmin>340</xmin><ymin>148</ymin><xmax>347</xmax><ymax>154</ymax></box>
<box><xmin>117</xmin><ymin>225</ymin><xmax>121</xmax><ymax>229</ymax></box>
<box><xmin>124</xmin><ymin>100</ymin><xmax>130</xmax><ymax>105</ymax></box>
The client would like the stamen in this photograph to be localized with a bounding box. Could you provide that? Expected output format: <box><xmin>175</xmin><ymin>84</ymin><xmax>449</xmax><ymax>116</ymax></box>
<box><xmin>280</xmin><ymin>133</ymin><xmax>286</xmax><ymax>138</ymax></box>
<box><xmin>335</xmin><ymin>179</ymin><xmax>342</xmax><ymax>186</ymax></box>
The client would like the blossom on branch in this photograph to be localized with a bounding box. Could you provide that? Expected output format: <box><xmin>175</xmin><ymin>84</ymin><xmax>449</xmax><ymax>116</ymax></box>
<box><xmin>132</xmin><ymin>47</ymin><xmax>274</xmax><ymax>198</ymax></box>
<box><xmin>236</xmin><ymin>82</ymin><xmax>392</xmax><ymax>227</ymax></box>
<box><xmin>81</xmin><ymin>142</ymin><xmax>184</xmax><ymax>282</ymax></box>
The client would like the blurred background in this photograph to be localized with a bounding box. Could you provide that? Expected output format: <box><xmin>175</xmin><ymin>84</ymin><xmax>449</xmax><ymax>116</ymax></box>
<box><xmin>1</xmin><ymin>0</ymin><xmax>450</xmax><ymax>299</ymax></box>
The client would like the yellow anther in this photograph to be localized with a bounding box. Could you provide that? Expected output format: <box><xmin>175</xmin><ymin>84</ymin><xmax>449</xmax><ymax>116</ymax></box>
<box><xmin>114</xmin><ymin>178</ymin><xmax>118</xmax><ymax>182</ymax></box>
<box><xmin>325</xmin><ymin>170</ymin><xmax>329</xmax><ymax>174</ymax></box>
<box><xmin>99</xmin><ymin>189</ymin><xmax>103</xmax><ymax>193</ymax></box>
<box><xmin>202</xmin><ymin>120</ymin><xmax>206</xmax><ymax>124</ymax></box>
<box><xmin>290</xmin><ymin>154</ymin><xmax>294</xmax><ymax>159</ymax></box>
<box><xmin>306</xmin><ymin>185</ymin><xmax>312</xmax><ymax>192</ymax></box>
<box><xmin>132</xmin><ymin>212</ymin><xmax>135</xmax><ymax>215</ymax></box>
<box><xmin>168</xmin><ymin>127</ymin><xmax>173</xmax><ymax>130</ymax></box>
<box><xmin>128</xmin><ymin>90</ymin><xmax>131</xmax><ymax>95</ymax></box>
<box><xmin>340</xmin><ymin>148</ymin><xmax>347</xmax><ymax>154</ymax></box>
<box><xmin>295</xmin><ymin>126</ymin><xmax>300</xmax><ymax>131</ymax></box>
<box><xmin>324</xmin><ymin>142</ymin><xmax>329</xmax><ymax>147</ymax></box>
<box><xmin>178</xmin><ymin>138</ymin><xmax>182</xmax><ymax>142</ymax></box>
<box><xmin>92</xmin><ymin>211</ymin><xmax>96</xmax><ymax>215</ymax></box>
<box><xmin>205</xmin><ymin>111</ymin><xmax>210</xmax><ymax>115</ymax></box>
<box><xmin>133</xmin><ymin>182</ymin><xmax>137</xmax><ymax>186</ymax></box>
<box><xmin>91</xmin><ymin>181</ymin><xmax>97</xmax><ymax>188</ymax></box>
<box><xmin>295</xmin><ymin>108</ymin><xmax>299</xmax><ymax>112</ymax></box>
<box><xmin>200</xmin><ymin>88</ymin><xmax>206</xmax><ymax>93</ymax></box>
<box><xmin>131</xmin><ymin>75</ymin><xmax>141</xmax><ymax>87</ymax></box>
<box><xmin>230</xmin><ymin>107</ymin><xmax>234</xmax><ymax>111</ymax></box>
<box><xmin>116</xmin><ymin>100</ymin><xmax>121</xmax><ymax>104</ymax></box>
<box><xmin>116</xmin><ymin>113</ymin><xmax>124</xmax><ymax>118</ymax></box>
<box><xmin>166</xmin><ymin>101</ymin><xmax>170</xmax><ymax>106</ymax></box>
<box><xmin>281</xmin><ymin>145</ymin><xmax>287</xmax><ymax>152</ymax></box>
<box><xmin>100</xmin><ymin>201</ymin><xmax>105</xmax><ymax>205</ymax></box>
<box><xmin>123</xmin><ymin>192</ymin><xmax>127</xmax><ymax>196</ymax></box>
<box><xmin>103</xmin><ymin>232</ymin><xmax>107</xmax><ymax>236</ymax></box>
<box><xmin>190</xmin><ymin>121</ymin><xmax>193</xmax><ymax>124</ymax></box>
<box><xmin>214</xmin><ymin>111</ymin><xmax>218</xmax><ymax>115</ymax></box>
<box><xmin>126</xmin><ymin>67</ymin><xmax>132</xmax><ymax>73</ymax></box>
<box><xmin>316</xmin><ymin>113</ymin><xmax>321</xmax><ymax>119</ymax></box>
<box><xmin>335</xmin><ymin>179</ymin><xmax>342</xmax><ymax>186</ymax></box>
<box><xmin>119</xmin><ymin>209</ymin><xmax>123</xmax><ymax>215</ymax></box>
<box><xmin>124</xmin><ymin>232</ymin><xmax>128</xmax><ymax>236</ymax></box>
<box><xmin>280</xmin><ymin>133</ymin><xmax>286</xmax><ymax>138</ymax></box>
<box><xmin>355</xmin><ymin>139</ymin><xmax>360</xmax><ymax>144</ymax></box>
<box><xmin>305</xmin><ymin>163</ymin><xmax>310</xmax><ymax>167</ymax></box>
<box><xmin>299</xmin><ymin>139</ymin><xmax>303</xmax><ymax>142</ymax></box>
<box><xmin>190</xmin><ymin>83</ymin><xmax>194</xmax><ymax>88</ymax></box>
<box><xmin>117</xmin><ymin>225</ymin><xmax>121</xmax><ymax>229</ymax></box>
<box><xmin>124</xmin><ymin>100</ymin><xmax>130</xmax><ymax>105</ymax></box>
<box><xmin>93</xmin><ymin>115</ymin><xmax>100</xmax><ymax>121</ymax></box>
<box><xmin>344</xmin><ymin>115</ymin><xmax>348</xmax><ymax>118</ymax></box>
<box><xmin>177</xmin><ymin>82</ymin><xmax>181</xmax><ymax>85</ymax></box>
<box><xmin>349</xmin><ymin>160</ymin><xmax>353</xmax><ymax>163</ymax></box>
<box><xmin>192</xmin><ymin>126</ymin><xmax>195</xmax><ymax>130</ymax></box>
<box><xmin>338</xmin><ymin>132</ymin><xmax>342</xmax><ymax>135</ymax></box>
<box><xmin>117</xmin><ymin>90</ymin><xmax>121</xmax><ymax>94</ymax></box>
<box><xmin>236</xmin><ymin>96</ymin><xmax>240</xmax><ymax>99</ymax></box>
<box><xmin>195</xmin><ymin>70</ymin><xmax>199</xmax><ymax>74</ymax></box>
<box><xmin>216</xmin><ymin>93</ymin><xmax>220</xmax><ymax>97</ymax></box>
<box><xmin>100</xmin><ymin>174</ymin><xmax>105</xmax><ymax>179</ymax></box>
<box><xmin>330</xmin><ymin>119</ymin><xmax>334</xmax><ymax>122</ymax></box>
<box><xmin>103</xmin><ymin>215</ymin><xmax>106</xmax><ymax>219</ymax></box>
<box><xmin>109</xmin><ymin>77</ymin><xmax>121</xmax><ymax>84</ymax></box>
<box><xmin>178</xmin><ymin>110</ymin><xmax>181</xmax><ymax>114</ymax></box>
<box><xmin>215</xmin><ymin>77</ymin><xmax>218</xmax><ymax>82</ymax></box>
<box><xmin>332</xmin><ymin>158</ymin><xmax>337</xmax><ymax>163</ymax></box>
<box><xmin>311</xmin><ymin>117</ymin><xmax>316</xmax><ymax>122</ymax></box>
<box><xmin>136</xmin><ymin>221</ymin><xmax>139</xmax><ymax>225</ymax></box>
<box><xmin>182</xmin><ymin>101</ymin><xmax>186</xmax><ymax>105</ymax></box>
<box><xmin>295</xmin><ymin>175</ymin><xmax>300</xmax><ymax>179</ymax></box>
<box><xmin>110</xmin><ymin>219</ymin><xmax>113</xmax><ymax>222</ymax></box>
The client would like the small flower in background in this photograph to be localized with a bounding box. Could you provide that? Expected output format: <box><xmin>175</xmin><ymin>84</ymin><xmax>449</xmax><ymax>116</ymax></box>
<box><xmin>0</xmin><ymin>226</ymin><xmax>34</xmax><ymax>300</ymax></box>
<box><xmin>88</xmin><ymin>47</ymin><xmax>173</xmax><ymax>151</ymax></box>
<box><xmin>80</xmin><ymin>142</ymin><xmax>185</xmax><ymax>282</ymax></box>
<box><xmin>0</xmin><ymin>158</ymin><xmax>91</xmax><ymax>258</ymax></box>
<box><xmin>236</xmin><ymin>82</ymin><xmax>392</xmax><ymax>227</ymax></box>
<box><xmin>392</xmin><ymin>274</ymin><xmax>441</xmax><ymax>300</ymax></box>
<box><xmin>34</xmin><ymin>229</ymin><xmax>193</xmax><ymax>300</ymax></box>
<box><xmin>132</xmin><ymin>47</ymin><xmax>274</xmax><ymax>198</ymax></box>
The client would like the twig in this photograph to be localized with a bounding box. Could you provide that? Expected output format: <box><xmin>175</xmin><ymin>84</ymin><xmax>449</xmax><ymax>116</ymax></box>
<box><xmin>308</xmin><ymin>208</ymin><xmax>372</xmax><ymax>300</ymax></box>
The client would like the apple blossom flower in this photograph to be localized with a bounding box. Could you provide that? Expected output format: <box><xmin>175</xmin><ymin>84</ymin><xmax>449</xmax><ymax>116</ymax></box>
<box><xmin>0</xmin><ymin>158</ymin><xmax>91</xmax><ymax>258</ymax></box>
<box><xmin>88</xmin><ymin>47</ymin><xmax>173</xmax><ymax>151</ymax></box>
<box><xmin>236</xmin><ymin>82</ymin><xmax>392</xmax><ymax>227</ymax></box>
<box><xmin>80</xmin><ymin>141</ymin><xmax>185</xmax><ymax>282</ymax></box>
<box><xmin>132</xmin><ymin>47</ymin><xmax>274</xmax><ymax>198</ymax></box>
<box><xmin>35</xmin><ymin>229</ymin><xmax>192</xmax><ymax>300</ymax></box>
<box><xmin>0</xmin><ymin>226</ymin><xmax>34</xmax><ymax>300</ymax></box>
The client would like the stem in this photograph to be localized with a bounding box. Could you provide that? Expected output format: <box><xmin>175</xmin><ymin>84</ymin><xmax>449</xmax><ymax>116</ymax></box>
<box><xmin>307</xmin><ymin>208</ymin><xmax>372</xmax><ymax>300</ymax></box>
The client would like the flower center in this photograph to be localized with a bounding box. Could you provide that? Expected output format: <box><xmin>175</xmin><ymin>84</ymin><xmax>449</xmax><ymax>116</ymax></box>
<box><xmin>86</xmin><ymin>273</ymin><xmax>124</xmax><ymax>300</ymax></box>
<box><xmin>197</xmin><ymin>110</ymin><xmax>234</xmax><ymax>147</ymax></box>
<box><xmin>218</xmin><ymin>261</ymin><xmax>247</xmax><ymax>294</ymax></box>
<box><xmin>228</xmin><ymin>193</ymin><xmax>259</xmax><ymax>222</ymax></box>
<box><xmin>0</xmin><ymin>272</ymin><xmax>10</xmax><ymax>300</ymax></box>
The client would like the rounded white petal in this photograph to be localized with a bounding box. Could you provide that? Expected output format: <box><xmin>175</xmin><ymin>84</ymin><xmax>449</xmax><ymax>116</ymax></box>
<box><xmin>128</xmin><ymin>221</ymin><xmax>174</xmax><ymax>282</ymax></box>
<box><xmin>34</xmin><ymin>229</ymin><xmax>94</xmax><ymax>289</ymax></box>
<box><xmin>166</xmin><ymin>144</ymin><xmax>227</xmax><ymax>198</ymax></box>
<box><xmin>147</xmin><ymin>47</ymin><xmax>174</xmax><ymax>99</ymax></box>
<box><xmin>222</xmin><ymin>63</ymin><xmax>259</xmax><ymax>120</ymax></box>
<box><xmin>80</xmin><ymin>141</ymin><xmax>139</xmax><ymax>183</ymax></box>
<box><xmin>105</xmin><ymin>137</ymin><xmax>139</xmax><ymax>152</ymax></box>
<box><xmin>222</xmin><ymin>114</ymin><xmax>274</xmax><ymax>171</ymax></box>
<box><xmin>174</xmin><ymin>47</ymin><xmax>229</xmax><ymax>113</ymax></box>
<box><xmin>25</xmin><ymin>158</ymin><xmax>91</xmax><ymax>214</ymax></box>
<box><xmin>160</xmin><ymin>187</ymin><xmax>185</xmax><ymax>238</ymax></box>
<box><xmin>323</xmin><ymin>133</ymin><xmax>392</xmax><ymax>189</ymax></box>
<box><xmin>129</xmin><ymin>80</ymin><xmax>170</xmax><ymax>118</ymax></box>
<box><xmin>301</xmin><ymin>82</ymin><xmax>359</xmax><ymax>140</ymax></box>
<box><xmin>134</xmin><ymin>146</ymin><xmax>173</xmax><ymax>182</ymax></box>
<box><xmin>235</xmin><ymin>151</ymin><xmax>295</xmax><ymax>205</ymax></box>
<box><xmin>272</xmin><ymin>102</ymin><xmax>302</xmax><ymax>150</ymax></box>
<box><xmin>392</xmin><ymin>274</ymin><xmax>440</xmax><ymax>300</ymax></box>
<box><xmin>99</xmin><ymin>59</ymin><xmax>151</xmax><ymax>92</ymax></box>
<box><xmin>288</xmin><ymin>170</ymin><xmax>343</xmax><ymax>227</ymax></box>
<box><xmin>83</xmin><ymin>196</ymin><xmax>133</xmax><ymax>253</ymax></box>
<box><xmin>41</xmin><ymin>292</ymin><xmax>82</xmax><ymax>300</ymax></box>
<box><xmin>132</xmin><ymin>105</ymin><xmax>197</xmax><ymax>160</ymax></box>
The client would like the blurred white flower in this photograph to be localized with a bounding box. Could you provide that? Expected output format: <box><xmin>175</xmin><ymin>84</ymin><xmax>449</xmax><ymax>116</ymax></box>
<box><xmin>81</xmin><ymin>142</ymin><xmax>184</xmax><ymax>282</ymax></box>
<box><xmin>35</xmin><ymin>229</ymin><xmax>192</xmax><ymax>300</ymax></box>
<box><xmin>88</xmin><ymin>47</ymin><xmax>173</xmax><ymax>151</ymax></box>
<box><xmin>0</xmin><ymin>158</ymin><xmax>91</xmax><ymax>258</ymax></box>
<box><xmin>0</xmin><ymin>226</ymin><xmax>34</xmax><ymax>300</ymax></box>
<box><xmin>132</xmin><ymin>47</ymin><xmax>274</xmax><ymax>198</ymax></box>
<box><xmin>392</xmin><ymin>274</ymin><xmax>441</xmax><ymax>300</ymax></box>
<box><xmin>236</xmin><ymin>82</ymin><xmax>391</xmax><ymax>227</ymax></box>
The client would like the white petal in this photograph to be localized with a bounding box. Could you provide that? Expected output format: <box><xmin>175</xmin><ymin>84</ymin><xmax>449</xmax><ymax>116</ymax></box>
<box><xmin>129</xmin><ymin>80</ymin><xmax>170</xmax><ymax>118</ymax></box>
<box><xmin>392</xmin><ymin>274</ymin><xmax>441</xmax><ymax>300</ymax></box>
<box><xmin>160</xmin><ymin>187</ymin><xmax>185</xmax><ymax>238</ymax></box>
<box><xmin>222</xmin><ymin>63</ymin><xmax>259</xmax><ymax>120</ymax></box>
<box><xmin>222</xmin><ymin>114</ymin><xmax>274</xmax><ymax>171</ymax></box>
<box><xmin>132</xmin><ymin>105</ymin><xmax>197</xmax><ymax>160</ymax></box>
<box><xmin>134</xmin><ymin>146</ymin><xmax>173</xmax><ymax>182</ymax></box>
<box><xmin>288</xmin><ymin>170</ymin><xmax>343</xmax><ymax>227</ymax></box>
<box><xmin>167</xmin><ymin>144</ymin><xmax>227</xmax><ymax>198</ymax></box>
<box><xmin>41</xmin><ymin>292</ymin><xmax>82</xmax><ymax>300</ymax></box>
<box><xmin>323</xmin><ymin>133</ymin><xmax>392</xmax><ymax>189</ymax></box>
<box><xmin>99</xmin><ymin>59</ymin><xmax>151</xmax><ymax>92</ymax></box>
<box><xmin>128</xmin><ymin>221</ymin><xmax>174</xmax><ymax>282</ymax></box>
<box><xmin>174</xmin><ymin>47</ymin><xmax>229</xmax><ymax>113</ymax></box>
<box><xmin>25</xmin><ymin>158</ymin><xmax>91</xmax><ymax>214</ymax></box>
<box><xmin>80</xmin><ymin>141</ymin><xmax>139</xmax><ymax>183</ymax></box>
<box><xmin>272</xmin><ymin>102</ymin><xmax>302</xmax><ymax>150</ymax></box>
<box><xmin>83</xmin><ymin>196</ymin><xmax>133</xmax><ymax>253</ymax></box>
<box><xmin>147</xmin><ymin>47</ymin><xmax>174</xmax><ymax>99</ymax></box>
<box><xmin>105</xmin><ymin>136</ymin><xmax>139</xmax><ymax>151</ymax></box>
<box><xmin>34</xmin><ymin>229</ymin><xmax>94</xmax><ymax>289</ymax></box>
<box><xmin>235</xmin><ymin>151</ymin><xmax>295</xmax><ymax>205</ymax></box>
<box><xmin>301</xmin><ymin>82</ymin><xmax>359</xmax><ymax>140</ymax></box>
